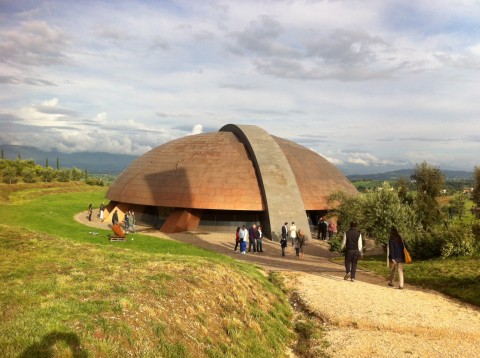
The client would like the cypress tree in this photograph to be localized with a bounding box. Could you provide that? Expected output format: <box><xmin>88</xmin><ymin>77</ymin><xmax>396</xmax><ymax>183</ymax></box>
<box><xmin>46</xmin><ymin>158</ymin><xmax>49</xmax><ymax>168</ymax></box>
<box><xmin>56</xmin><ymin>157</ymin><xmax>59</xmax><ymax>170</ymax></box>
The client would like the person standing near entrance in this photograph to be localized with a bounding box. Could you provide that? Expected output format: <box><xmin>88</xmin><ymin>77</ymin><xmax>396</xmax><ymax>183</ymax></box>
<box><xmin>340</xmin><ymin>221</ymin><xmax>363</xmax><ymax>282</ymax></box>
<box><xmin>239</xmin><ymin>225</ymin><xmax>248</xmax><ymax>254</ymax></box>
<box><xmin>248</xmin><ymin>224</ymin><xmax>258</xmax><ymax>253</ymax></box>
<box><xmin>289</xmin><ymin>221</ymin><xmax>297</xmax><ymax>246</ymax></box>
<box><xmin>281</xmin><ymin>222</ymin><xmax>288</xmax><ymax>256</ymax></box>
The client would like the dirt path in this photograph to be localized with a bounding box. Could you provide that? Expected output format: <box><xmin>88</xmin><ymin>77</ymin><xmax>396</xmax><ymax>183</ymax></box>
<box><xmin>75</xmin><ymin>213</ymin><xmax>480</xmax><ymax>357</ymax></box>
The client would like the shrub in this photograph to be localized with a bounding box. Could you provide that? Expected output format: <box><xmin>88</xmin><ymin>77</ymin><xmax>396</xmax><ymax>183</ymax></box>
<box><xmin>85</xmin><ymin>178</ymin><xmax>105</xmax><ymax>186</ymax></box>
<box><xmin>328</xmin><ymin>237</ymin><xmax>343</xmax><ymax>253</ymax></box>
<box><xmin>440</xmin><ymin>226</ymin><xmax>477</xmax><ymax>259</ymax></box>
<box><xmin>408</xmin><ymin>230</ymin><xmax>442</xmax><ymax>260</ymax></box>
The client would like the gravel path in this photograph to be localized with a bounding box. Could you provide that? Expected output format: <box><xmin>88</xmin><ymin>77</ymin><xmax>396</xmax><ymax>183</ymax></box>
<box><xmin>75</xmin><ymin>213</ymin><xmax>480</xmax><ymax>357</ymax></box>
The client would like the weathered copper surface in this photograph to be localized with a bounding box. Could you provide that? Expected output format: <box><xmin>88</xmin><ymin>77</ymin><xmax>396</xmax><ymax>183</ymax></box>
<box><xmin>273</xmin><ymin>136</ymin><xmax>358</xmax><ymax>210</ymax></box>
<box><xmin>106</xmin><ymin>132</ymin><xmax>264</xmax><ymax>210</ymax></box>
<box><xmin>106</xmin><ymin>126</ymin><xmax>358</xmax><ymax>225</ymax></box>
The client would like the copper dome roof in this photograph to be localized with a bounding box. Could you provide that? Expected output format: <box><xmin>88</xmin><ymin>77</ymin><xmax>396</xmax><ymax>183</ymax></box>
<box><xmin>106</xmin><ymin>130</ymin><xmax>356</xmax><ymax>211</ymax></box>
<box><xmin>105</xmin><ymin>124</ymin><xmax>357</xmax><ymax>237</ymax></box>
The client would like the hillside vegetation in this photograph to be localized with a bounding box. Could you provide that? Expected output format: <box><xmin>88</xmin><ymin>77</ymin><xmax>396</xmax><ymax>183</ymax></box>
<box><xmin>0</xmin><ymin>183</ymin><xmax>295</xmax><ymax>357</ymax></box>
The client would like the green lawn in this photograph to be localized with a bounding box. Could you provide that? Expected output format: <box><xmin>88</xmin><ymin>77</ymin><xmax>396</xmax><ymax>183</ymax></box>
<box><xmin>356</xmin><ymin>254</ymin><xmax>480</xmax><ymax>307</ymax></box>
<box><xmin>0</xmin><ymin>183</ymin><xmax>297</xmax><ymax>357</ymax></box>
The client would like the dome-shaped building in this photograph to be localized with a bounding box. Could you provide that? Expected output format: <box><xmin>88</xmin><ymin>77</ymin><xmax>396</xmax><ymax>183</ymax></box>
<box><xmin>105</xmin><ymin>124</ymin><xmax>357</xmax><ymax>239</ymax></box>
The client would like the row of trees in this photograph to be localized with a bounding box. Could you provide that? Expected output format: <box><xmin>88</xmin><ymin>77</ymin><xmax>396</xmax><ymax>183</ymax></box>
<box><xmin>329</xmin><ymin>162</ymin><xmax>480</xmax><ymax>260</ymax></box>
<box><xmin>0</xmin><ymin>158</ymin><xmax>104</xmax><ymax>185</ymax></box>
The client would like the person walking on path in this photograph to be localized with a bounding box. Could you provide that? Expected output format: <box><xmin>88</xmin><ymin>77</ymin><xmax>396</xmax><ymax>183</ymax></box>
<box><xmin>289</xmin><ymin>222</ymin><xmax>297</xmax><ymax>246</ymax></box>
<box><xmin>239</xmin><ymin>225</ymin><xmax>248</xmax><ymax>254</ymax></box>
<box><xmin>99</xmin><ymin>202</ymin><xmax>105</xmax><ymax>220</ymax></box>
<box><xmin>388</xmin><ymin>226</ymin><xmax>407</xmax><ymax>289</ymax></box>
<box><xmin>340</xmin><ymin>221</ymin><xmax>363</xmax><ymax>282</ymax></box>
<box><xmin>234</xmin><ymin>226</ymin><xmax>240</xmax><ymax>252</ymax></box>
<box><xmin>296</xmin><ymin>229</ymin><xmax>306</xmax><ymax>259</ymax></box>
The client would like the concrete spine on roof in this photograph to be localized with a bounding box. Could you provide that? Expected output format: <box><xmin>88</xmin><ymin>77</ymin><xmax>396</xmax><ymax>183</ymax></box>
<box><xmin>105</xmin><ymin>124</ymin><xmax>358</xmax><ymax>238</ymax></box>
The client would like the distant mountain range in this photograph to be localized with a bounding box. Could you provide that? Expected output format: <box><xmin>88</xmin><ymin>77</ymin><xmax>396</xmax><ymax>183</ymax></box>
<box><xmin>1</xmin><ymin>145</ymin><xmax>137</xmax><ymax>174</ymax></box>
<box><xmin>1</xmin><ymin>144</ymin><xmax>475</xmax><ymax>179</ymax></box>
<box><xmin>347</xmin><ymin>168</ymin><xmax>474</xmax><ymax>181</ymax></box>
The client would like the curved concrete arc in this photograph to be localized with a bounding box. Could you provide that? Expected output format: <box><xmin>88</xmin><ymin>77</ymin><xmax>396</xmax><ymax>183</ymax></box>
<box><xmin>220</xmin><ymin>124</ymin><xmax>311</xmax><ymax>240</ymax></box>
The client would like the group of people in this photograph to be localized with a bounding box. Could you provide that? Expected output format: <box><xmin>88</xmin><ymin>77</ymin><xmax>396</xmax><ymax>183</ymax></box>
<box><xmin>232</xmin><ymin>219</ymin><xmax>409</xmax><ymax>288</ymax></box>
<box><xmin>111</xmin><ymin>209</ymin><xmax>136</xmax><ymax>233</ymax></box>
<box><xmin>235</xmin><ymin>224</ymin><xmax>263</xmax><ymax>254</ymax></box>
<box><xmin>280</xmin><ymin>221</ymin><xmax>307</xmax><ymax>258</ymax></box>
<box><xmin>317</xmin><ymin>216</ymin><xmax>337</xmax><ymax>240</ymax></box>
<box><xmin>340</xmin><ymin>221</ymin><xmax>409</xmax><ymax>288</ymax></box>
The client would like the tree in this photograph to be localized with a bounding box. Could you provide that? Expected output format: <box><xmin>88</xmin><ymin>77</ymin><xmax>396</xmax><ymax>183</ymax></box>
<box><xmin>472</xmin><ymin>166</ymin><xmax>480</xmax><ymax>207</ymax></box>
<box><xmin>2</xmin><ymin>166</ymin><xmax>17</xmax><ymax>184</ymax></box>
<box><xmin>327</xmin><ymin>191</ymin><xmax>363</xmax><ymax>233</ymax></box>
<box><xmin>396</xmin><ymin>177</ymin><xmax>413</xmax><ymax>205</ymax></box>
<box><xmin>449</xmin><ymin>192</ymin><xmax>467</xmax><ymax>220</ymax></box>
<box><xmin>45</xmin><ymin>158</ymin><xmax>49</xmax><ymax>168</ymax></box>
<box><xmin>42</xmin><ymin>167</ymin><xmax>55</xmax><ymax>182</ymax></box>
<box><xmin>411</xmin><ymin>161</ymin><xmax>445</xmax><ymax>230</ymax></box>
<box><xmin>362</xmin><ymin>182</ymin><xmax>417</xmax><ymax>246</ymax></box>
<box><xmin>57</xmin><ymin>169</ymin><xmax>71</xmax><ymax>182</ymax></box>
<box><xmin>56</xmin><ymin>157</ymin><xmax>60</xmax><ymax>170</ymax></box>
<box><xmin>22</xmin><ymin>167</ymin><xmax>36</xmax><ymax>183</ymax></box>
<box><xmin>71</xmin><ymin>167</ymin><xmax>83</xmax><ymax>181</ymax></box>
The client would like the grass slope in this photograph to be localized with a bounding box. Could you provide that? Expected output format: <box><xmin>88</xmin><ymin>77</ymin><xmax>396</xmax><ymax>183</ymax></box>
<box><xmin>0</xmin><ymin>183</ymin><xmax>294</xmax><ymax>357</ymax></box>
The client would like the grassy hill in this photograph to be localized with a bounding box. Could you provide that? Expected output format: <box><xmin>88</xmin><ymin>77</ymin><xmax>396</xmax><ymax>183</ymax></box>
<box><xmin>0</xmin><ymin>183</ymin><xmax>304</xmax><ymax>357</ymax></box>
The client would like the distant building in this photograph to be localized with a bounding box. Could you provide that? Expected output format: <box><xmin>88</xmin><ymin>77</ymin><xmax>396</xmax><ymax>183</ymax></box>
<box><xmin>104</xmin><ymin>124</ymin><xmax>357</xmax><ymax>239</ymax></box>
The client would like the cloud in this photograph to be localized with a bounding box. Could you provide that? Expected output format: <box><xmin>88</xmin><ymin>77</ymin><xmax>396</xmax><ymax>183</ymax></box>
<box><xmin>191</xmin><ymin>124</ymin><xmax>203</xmax><ymax>135</ymax></box>
<box><xmin>0</xmin><ymin>20</ymin><xmax>70</xmax><ymax>67</ymax></box>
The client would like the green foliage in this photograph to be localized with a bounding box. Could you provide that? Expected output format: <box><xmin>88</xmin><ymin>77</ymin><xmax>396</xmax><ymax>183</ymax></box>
<box><xmin>2</xmin><ymin>166</ymin><xmax>17</xmax><ymax>184</ymax></box>
<box><xmin>327</xmin><ymin>191</ymin><xmax>363</xmax><ymax>234</ymax></box>
<box><xmin>57</xmin><ymin>168</ymin><xmax>71</xmax><ymax>182</ymax></box>
<box><xmin>448</xmin><ymin>192</ymin><xmax>467</xmax><ymax>219</ymax></box>
<box><xmin>356</xmin><ymin>255</ymin><xmax>480</xmax><ymax>307</ymax></box>
<box><xmin>85</xmin><ymin>178</ymin><xmax>105</xmax><ymax>186</ymax></box>
<box><xmin>362</xmin><ymin>182</ymin><xmax>417</xmax><ymax>246</ymax></box>
<box><xmin>411</xmin><ymin>162</ymin><xmax>445</xmax><ymax>230</ymax></box>
<box><xmin>22</xmin><ymin>167</ymin><xmax>36</xmax><ymax>183</ymax></box>
<box><xmin>328</xmin><ymin>237</ymin><xmax>343</xmax><ymax>253</ymax></box>
<box><xmin>42</xmin><ymin>167</ymin><xmax>56</xmax><ymax>182</ymax></box>
<box><xmin>472</xmin><ymin>166</ymin><xmax>480</xmax><ymax>206</ymax></box>
<box><xmin>0</xmin><ymin>184</ymin><xmax>295</xmax><ymax>357</ymax></box>
<box><xmin>440</xmin><ymin>226</ymin><xmax>477</xmax><ymax>259</ymax></box>
<box><xmin>71</xmin><ymin>167</ymin><xmax>83</xmax><ymax>181</ymax></box>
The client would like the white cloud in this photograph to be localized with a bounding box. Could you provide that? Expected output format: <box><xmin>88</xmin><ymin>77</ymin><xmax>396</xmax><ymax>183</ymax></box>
<box><xmin>1</xmin><ymin>0</ymin><xmax>480</xmax><ymax>173</ymax></box>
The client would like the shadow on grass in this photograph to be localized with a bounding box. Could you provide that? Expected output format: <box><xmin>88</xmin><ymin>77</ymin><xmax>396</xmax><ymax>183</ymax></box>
<box><xmin>19</xmin><ymin>331</ymin><xmax>87</xmax><ymax>358</ymax></box>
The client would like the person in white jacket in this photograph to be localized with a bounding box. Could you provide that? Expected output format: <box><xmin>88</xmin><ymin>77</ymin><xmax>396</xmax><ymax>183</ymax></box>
<box><xmin>289</xmin><ymin>222</ymin><xmax>297</xmax><ymax>246</ymax></box>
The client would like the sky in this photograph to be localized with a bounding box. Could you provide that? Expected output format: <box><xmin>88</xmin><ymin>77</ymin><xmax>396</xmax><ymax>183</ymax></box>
<box><xmin>1</xmin><ymin>0</ymin><xmax>480</xmax><ymax>175</ymax></box>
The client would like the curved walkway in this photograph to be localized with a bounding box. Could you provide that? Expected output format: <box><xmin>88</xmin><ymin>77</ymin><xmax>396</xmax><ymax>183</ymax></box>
<box><xmin>75</xmin><ymin>213</ymin><xmax>480</xmax><ymax>357</ymax></box>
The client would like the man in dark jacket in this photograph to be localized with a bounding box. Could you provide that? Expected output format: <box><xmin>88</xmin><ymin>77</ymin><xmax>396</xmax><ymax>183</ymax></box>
<box><xmin>340</xmin><ymin>221</ymin><xmax>363</xmax><ymax>282</ymax></box>
<box><xmin>280</xmin><ymin>222</ymin><xmax>288</xmax><ymax>256</ymax></box>
<box><xmin>248</xmin><ymin>224</ymin><xmax>258</xmax><ymax>253</ymax></box>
